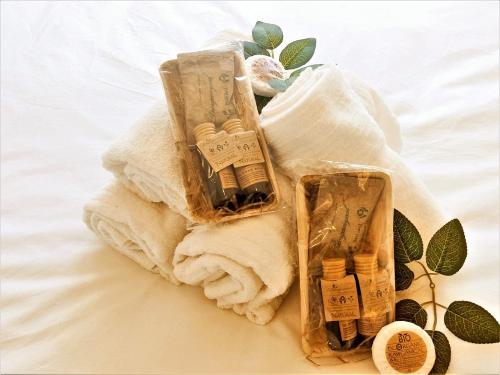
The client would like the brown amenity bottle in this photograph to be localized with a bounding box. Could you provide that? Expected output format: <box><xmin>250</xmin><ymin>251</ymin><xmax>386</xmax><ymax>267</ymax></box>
<box><xmin>354</xmin><ymin>253</ymin><xmax>389</xmax><ymax>338</ymax></box>
<box><xmin>222</xmin><ymin>118</ymin><xmax>271</xmax><ymax>205</ymax></box>
<box><xmin>321</xmin><ymin>258</ymin><xmax>358</xmax><ymax>350</ymax></box>
<box><xmin>193</xmin><ymin>122</ymin><xmax>239</xmax><ymax>211</ymax></box>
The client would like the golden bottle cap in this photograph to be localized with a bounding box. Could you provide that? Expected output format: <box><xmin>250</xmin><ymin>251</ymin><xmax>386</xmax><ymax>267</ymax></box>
<box><xmin>322</xmin><ymin>257</ymin><xmax>346</xmax><ymax>280</ymax></box>
<box><xmin>354</xmin><ymin>253</ymin><xmax>378</xmax><ymax>274</ymax></box>
<box><xmin>193</xmin><ymin>122</ymin><xmax>216</xmax><ymax>142</ymax></box>
<box><xmin>222</xmin><ymin>118</ymin><xmax>245</xmax><ymax>134</ymax></box>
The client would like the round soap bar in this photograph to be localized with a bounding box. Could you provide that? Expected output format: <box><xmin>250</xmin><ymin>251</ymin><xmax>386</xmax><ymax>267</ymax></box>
<box><xmin>372</xmin><ymin>321</ymin><xmax>436</xmax><ymax>374</ymax></box>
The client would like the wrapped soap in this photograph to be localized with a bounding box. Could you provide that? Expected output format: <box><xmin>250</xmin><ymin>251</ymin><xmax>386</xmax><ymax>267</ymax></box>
<box><xmin>159</xmin><ymin>43</ymin><xmax>280</xmax><ymax>223</ymax></box>
<box><xmin>295</xmin><ymin>163</ymin><xmax>395</xmax><ymax>364</ymax></box>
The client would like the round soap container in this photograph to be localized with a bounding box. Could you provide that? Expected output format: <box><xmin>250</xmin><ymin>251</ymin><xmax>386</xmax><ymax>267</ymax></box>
<box><xmin>372</xmin><ymin>321</ymin><xmax>436</xmax><ymax>374</ymax></box>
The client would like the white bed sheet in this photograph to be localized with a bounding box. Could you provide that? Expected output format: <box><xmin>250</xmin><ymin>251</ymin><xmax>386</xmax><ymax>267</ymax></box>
<box><xmin>1</xmin><ymin>1</ymin><xmax>499</xmax><ymax>373</ymax></box>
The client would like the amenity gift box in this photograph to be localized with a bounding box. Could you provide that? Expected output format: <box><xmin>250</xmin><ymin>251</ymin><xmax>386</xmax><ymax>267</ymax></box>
<box><xmin>295</xmin><ymin>167</ymin><xmax>395</xmax><ymax>364</ymax></box>
<box><xmin>159</xmin><ymin>44</ymin><xmax>280</xmax><ymax>223</ymax></box>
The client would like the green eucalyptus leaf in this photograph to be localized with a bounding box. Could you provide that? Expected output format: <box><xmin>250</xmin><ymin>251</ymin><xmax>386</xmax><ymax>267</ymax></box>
<box><xmin>394</xmin><ymin>209</ymin><xmax>423</xmax><ymax>263</ymax></box>
<box><xmin>254</xmin><ymin>94</ymin><xmax>272</xmax><ymax>114</ymax></box>
<box><xmin>396</xmin><ymin>299</ymin><xmax>428</xmax><ymax>329</ymax></box>
<box><xmin>444</xmin><ymin>301</ymin><xmax>500</xmax><ymax>344</ymax></box>
<box><xmin>426</xmin><ymin>330</ymin><xmax>451</xmax><ymax>375</ymax></box>
<box><xmin>289</xmin><ymin>64</ymin><xmax>324</xmax><ymax>78</ymax></box>
<box><xmin>242</xmin><ymin>41</ymin><xmax>270</xmax><ymax>59</ymax></box>
<box><xmin>426</xmin><ymin>219</ymin><xmax>467</xmax><ymax>275</ymax></box>
<box><xmin>268</xmin><ymin>79</ymin><xmax>290</xmax><ymax>92</ymax></box>
<box><xmin>279</xmin><ymin>38</ymin><xmax>316</xmax><ymax>69</ymax></box>
<box><xmin>395</xmin><ymin>262</ymin><xmax>414</xmax><ymax>291</ymax></box>
<box><xmin>252</xmin><ymin>21</ymin><xmax>283</xmax><ymax>49</ymax></box>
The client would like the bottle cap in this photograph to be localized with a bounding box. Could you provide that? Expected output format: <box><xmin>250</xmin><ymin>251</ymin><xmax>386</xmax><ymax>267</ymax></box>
<box><xmin>193</xmin><ymin>122</ymin><xmax>216</xmax><ymax>142</ymax></box>
<box><xmin>222</xmin><ymin>118</ymin><xmax>245</xmax><ymax>134</ymax></box>
<box><xmin>354</xmin><ymin>253</ymin><xmax>378</xmax><ymax>274</ymax></box>
<box><xmin>322</xmin><ymin>257</ymin><xmax>346</xmax><ymax>280</ymax></box>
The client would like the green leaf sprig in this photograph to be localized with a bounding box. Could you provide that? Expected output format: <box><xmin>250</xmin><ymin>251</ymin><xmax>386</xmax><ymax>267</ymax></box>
<box><xmin>394</xmin><ymin>209</ymin><xmax>500</xmax><ymax>374</ymax></box>
<box><xmin>243</xmin><ymin>21</ymin><xmax>323</xmax><ymax>113</ymax></box>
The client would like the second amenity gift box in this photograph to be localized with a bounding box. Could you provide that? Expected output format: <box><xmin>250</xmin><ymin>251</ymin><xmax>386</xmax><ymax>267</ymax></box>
<box><xmin>295</xmin><ymin>166</ymin><xmax>395</xmax><ymax>365</ymax></box>
<box><xmin>159</xmin><ymin>43</ymin><xmax>280</xmax><ymax>223</ymax></box>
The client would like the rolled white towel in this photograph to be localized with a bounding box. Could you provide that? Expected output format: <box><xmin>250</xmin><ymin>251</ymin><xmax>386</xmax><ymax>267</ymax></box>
<box><xmin>202</xmin><ymin>30</ymin><xmax>403</xmax><ymax>153</ymax></box>
<box><xmin>102</xmin><ymin>103</ymin><xmax>189</xmax><ymax>217</ymax></box>
<box><xmin>173</xmin><ymin>173</ymin><xmax>296</xmax><ymax>325</ymax></box>
<box><xmin>261</xmin><ymin>65</ymin><xmax>447</xmax><ymax>243</ymax></box>
<box><xmin>83</xmin><ymin>181</ymin><xmax>188</xmax><ymax>284</ymax></box>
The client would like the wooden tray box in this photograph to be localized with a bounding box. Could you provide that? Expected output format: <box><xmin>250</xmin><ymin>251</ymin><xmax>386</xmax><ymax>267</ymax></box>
<box><xmin>295</xmin><ymin>170</ymin><xmax>395</xmax><ymax>363</ymax></box>
<box><xmin>159</xmin><ymin>47</ymin><xmax>280</xmax><ymax>224</ymax></box>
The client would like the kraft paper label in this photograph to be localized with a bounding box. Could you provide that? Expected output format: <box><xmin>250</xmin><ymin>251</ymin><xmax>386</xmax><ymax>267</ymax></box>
<box><xmin>232</xmin><ymin>131</ymin><xmax>265</xmax><ymax>168</ymax></box>
<box><xmin>339</xmin><ymin>320</ymin><xmax>357</xmax><ymax>341</ymax></box>
<box><xmin>358</xmin><ymin>314</ymin><xmax>387</xmax><ymax>336</ymax></box>
<box><xmin>357</xmin><ymin>271</ymin><xmax>391</xmax><ymax>314</ymax></box>
<box><xmin>320</xmin><ymin>275</ymin><xmax>360</xmax><ymax>322</ymax></box>
<box><xmin>235</xmin><ymin>163</ymin><xmax>269</xmax><ymax>189</ymax></box>
<box><xmin>219</xmin><ymin>166</ymin><xmax>239</xmax><ymax>190</ymax></box>
<box><xmin>385</xmin><ymin>331</ymin><xmax>427</xmax><ymax>373</ymax></box>
<box><xmin>197</xmin><ymin>131</ymin><xmax>240</xmax><ymax>172</ymax></box>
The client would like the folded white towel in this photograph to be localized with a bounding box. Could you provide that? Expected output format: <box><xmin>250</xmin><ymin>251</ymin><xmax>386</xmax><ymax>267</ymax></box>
<box><xmin>102</xmin><ymin>103</ymin><xmax>188</xmax><ymax>217</ymax></box>
<box><xmin>83</xmin><ymin>181</ymin><xmax>188</xmax><ymax>284</ymax></box>
<box><xmin>261</xmin><ymin>66</ymin><xmax>447</xmax><ymax>242</ymax></box>
<box><xmin>173</xmin><ymin>172</ymin><xmax>295</xmax><ymax>325</ymax></box>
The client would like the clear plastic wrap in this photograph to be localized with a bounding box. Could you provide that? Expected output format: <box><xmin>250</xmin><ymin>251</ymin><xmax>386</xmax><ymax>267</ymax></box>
<box><xmin>159</xmin><ymin>43</ymin><xmax>280</xmax><ymax>223</ymax></box>
<box><xmin>294</xmin><ymin>160</ymin><xmax>395</xmax><ymax>364</ymax></box>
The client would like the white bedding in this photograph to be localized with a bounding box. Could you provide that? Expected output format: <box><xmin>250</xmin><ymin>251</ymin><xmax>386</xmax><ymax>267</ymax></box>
<box><xmin>1</xmin><ymin>2</ymin><xmax>498</xmax><ymax>373</ymax></box>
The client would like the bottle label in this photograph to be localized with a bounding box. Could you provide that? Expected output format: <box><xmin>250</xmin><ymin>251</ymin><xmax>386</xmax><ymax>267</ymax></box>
<box><xmin>197</xmin><ymin>131</ymin><xmax>240</xmax><ymax>172</ymax></box>
<box><xmin>218</xmin><ymin>166</ymin><xmax>239</xmax><ymax>190</ymax></box>
<box><xmin>358</xmin><ymin>314</ymin><xmax>387</xmax><ymax>336</ymax></box>
<box><xmin>232</xmin><ymin>131</ymin><xmax>266</xmax><ymax>168</ymax></box>
<box><xmin>339</xmin><ymin>320</ymin><xmax>357</xmax><ymax>341</ymax></box>
<box><xmin>235</xmin><ymin>163</ymin><xmax>269</xmax><ymax>189</ymax></box>
<box><xmin>320</xmin><ymin>275</ymin><xmax>360</xmax><ymax>322</ymax></box>
<box><xmin>385</xmin><ymin>331</ymin><xmax>428</xmax><ymax>373</ymax></box>
<box><xmin>357</xmin><ymin>270</ymin><xmax>391</xmax><ymax>314</ymax></box>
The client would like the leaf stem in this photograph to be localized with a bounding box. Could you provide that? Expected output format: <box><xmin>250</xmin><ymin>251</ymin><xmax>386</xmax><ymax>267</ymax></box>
<box><xmin>416</xmin><ymin>260</ymin><xmax>438</xmax><ymax>333</ymax></box>
<box><xmin>421</xmin><ymin>301</ymin><xmax>447</xmax><ymax>310</ymax></box>
<box><xmin>270</xmin><ymin>49</ymin><xmax>274</xmax><ymax>58</ymax></box>
<box><xmin>414</xmin><ymin>272</ymin><xmax>438</xmax><ymax>281</ymax></box>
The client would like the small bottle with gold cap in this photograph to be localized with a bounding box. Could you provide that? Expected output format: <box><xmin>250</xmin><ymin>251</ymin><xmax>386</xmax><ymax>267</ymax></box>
<box><xmin>354</xmin><ymin>253</ymin><xmax>391</xmax><ymax>338</ymax></box>
<box><xmin>320</xmin><ymin>257</ymin><xmax>360</xmax><ymax>350</ymax></box>
<box><xmin>193</xmin><ymin>122</ymin><xmax>239</xmax><ymax>210</ymax></box>
<box><xmin>222</xmin><ymin>118</ymin><xmax>271</xmax><ymax>205</ymax></box>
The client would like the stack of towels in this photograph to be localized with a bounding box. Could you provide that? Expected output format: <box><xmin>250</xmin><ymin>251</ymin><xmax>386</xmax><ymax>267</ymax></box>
<box><xmin>84</xmin><ymin>36</ymin><xmax>446</xmax><ymax>325</ymax></box>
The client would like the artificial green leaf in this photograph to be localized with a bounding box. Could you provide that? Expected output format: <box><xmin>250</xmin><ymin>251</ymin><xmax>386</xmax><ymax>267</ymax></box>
<box><xmin>242</xmin><ymin>41</ymin><xmax>270</xmax><ymax>59</ymax></box>
<box><xmin>279</xmin><ymin>38</ymin><xmax>316</xmax><ymax>69</ymax></box>
<box><xmin>395</xmin><ymin>262</ymin><xmax>414</xmax><ymax>291</ymax></box>
<box><xmin>394</xmin><ymin>209</ymin><xmax>423</xmax><ymax>263</ymax></box>
<box><xmin>268</xmin><ymin>79</ymin><xmax>290</xmax><ymax>92</ymax></box>
<box><xmin>396</xmin><ymin>299</ymin><xmax>427</xmax><ymax>329</ymax></box>
<box><xmin>426</xmin><ymin>219</ymin><xmax>467</xmax><ymax>275</ymax></box>
<box><xmin>252</xmin><ymin>21</ymin><xmax>283</xmax><ymax>49</ymax></box>
<box><xmin>254</xmin><ymin>94</ymin><xmax>272</xmax><ymax>114</ymax></box>
<box><xmin>426</xmin><ymin>331</ymin><xmax>451</xmax><ymax>375</ymax></box>
<box><xmin>444</xmin><ymin>301</ymin><xmax>500</xmax><ymax>343</ymax></box>
<box><xmin>289</xmin><ymin>64</ymin><xmax>324</xmax><ymax>78</ymax></box>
